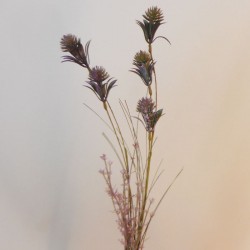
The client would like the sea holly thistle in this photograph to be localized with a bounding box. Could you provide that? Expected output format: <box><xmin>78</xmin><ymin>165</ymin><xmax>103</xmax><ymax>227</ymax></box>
<box><xmin>136</xmin><ymin>97</ymin><xmax>155</xmax><ymax>114</ymax></box>
<box><xmin>60</xmin><ymin>34</ymin><xmax>91</xmax><ymax>70</ymax></box>
<box><xmin>136</xmin><ymin>6</ymin><xmax>170</xmax><ymax>45</ymax></box>
<box><xmin>136</xmin><ymin>97</ymin><xmax>163</xmax><ymax>132</ymax></box>
<box><xmin>135</xmin><ymin>6</ymin><xmax>170</xmax><ymax>109</ymax></box>
<box><xmin>85</xmin><ymin>66</ymin><xmax>117</xmax><ymax>104</ymax></box>
<box><xmin>130</xmin><ymin>51</ymin><xmax>155</xmax><ymax>96</ymax></box>
<box><xmin>60</xmin><ymin>6</ymin><xmax>182</xmax><ymax>250</ymax></box>
<box><xmin>61</xmin><ymin>35</ymin><xmax>117</xmax><ymax>109</ymax></box>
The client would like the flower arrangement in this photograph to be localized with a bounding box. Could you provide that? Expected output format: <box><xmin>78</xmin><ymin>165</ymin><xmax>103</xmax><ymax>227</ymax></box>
<box><xmin>60</xmin><ymin>6</ymin><xmax>182</xmax><ymax>250</ymax></box>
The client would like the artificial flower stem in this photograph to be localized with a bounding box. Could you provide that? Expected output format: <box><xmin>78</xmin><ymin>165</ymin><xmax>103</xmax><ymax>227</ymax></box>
<box><xmin>148</xmin><ymin>43</ymin><xmax>158</xmax><ymax>110</ymax></box>
<box><xmin>104</xmin><ymin>103</ymin><xmax>126</xmax><ymax>169</ymax></box>
<box><xmin>148</xmin><ymin>85</ymin><xmax>152</xmax><ymax>97</ymax></box>
<box><xmin>106</xmin><ymin>102</ymin><xmax>133</xmax><ymax>215</ymax></box>
<box><xmin>103</xmin><ymin>101</ymin><xmax>108</xmax><ymax>110</ymax></box>
<box><xmin>144</xmin><ymin>131</ymin><xmax>154</xmax><ymax>213</ymax></box>
<box><xmin>107</xmin><ymin>102</ymin><xmax>128</xmax><ymax>161</ymax></box>
<box><xmin>137</xmin><ymin>130</ymin><xmax>154</xmax><ymax>249</ymax></box>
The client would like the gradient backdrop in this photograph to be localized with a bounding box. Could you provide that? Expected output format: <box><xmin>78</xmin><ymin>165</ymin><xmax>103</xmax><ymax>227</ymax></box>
<box><xmin>1</xmin><ymin>0</ymin><xmax>250</xmax><ymax>249</ymax></box>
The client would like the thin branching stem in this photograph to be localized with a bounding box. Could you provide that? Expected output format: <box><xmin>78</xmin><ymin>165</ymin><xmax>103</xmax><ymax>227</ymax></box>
<box><xmin>141</xmin><ymin>168</ymin><xmax>183</xmax><ymax>243</ymax></box>
<box><xmin>104</xmin><ymin>103</ymin><xmax>126</xmax><ymax>168</ymax></box>
<box><xmin>83</xmin><ymin>103</ymin><xmax>113</xmax><ymax>131</ymax></box>
<box><xmin>106</xmin><ymin>101</ymin><xmax>133</xmax><ymax>225</ymax></box>
<box><xmin>136</xmin><ymin>130</ymin><xmax>154</xmax><ymax>248</ymax></box>
<box><xmin>148</xmin><ymin>43</ymin><xmax>158</xmax><ymax>110</ymax></box>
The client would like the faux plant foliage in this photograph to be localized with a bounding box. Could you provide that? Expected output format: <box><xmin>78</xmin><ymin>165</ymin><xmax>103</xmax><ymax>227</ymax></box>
<box><xmin>60</xmin><ymin>6</ymin><xmax>182</xmax><ymax>250</ymax></box>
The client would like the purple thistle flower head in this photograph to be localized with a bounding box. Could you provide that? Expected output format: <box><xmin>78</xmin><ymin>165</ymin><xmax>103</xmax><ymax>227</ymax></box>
<box><xmin>89</xmin><ymin>66</ymin><xmax>109</xmax><ymax>83</ymax></box>
<box><xmin>60</xmin><ymin>34</ymin><xmax>91</xmax><ymax>70</ymax></box>
<box><xmin>85</xmin><ymin>66</ymin><xmax>117</xmax><ymax>102</ymax></box>
<box><xmin>133</xmin><ymin>51</ymin><xmax>151</xmax><ymax>66</ymax></box>
<box><xmin>137</xmin><ymin>97</ymin><xmax>163</xmax><ymax>132</ymax></box>
<box><xmin>130</xmin><ymin>51</ymin><xmax>155</xmax><ymax>86</ymax></box>
<box><xmin>136</xmin><ymin>97</ymin><xmax>155</xmax><ymax>114</ymax></box>
<box><xmin>143</xmin><ymin>6</ymin><xmax>164</xmax><ymax>23</ymax></box>
<box><xmin>136</xmin><ymin>6</ymin><xmax>170</xmax><ymax>45</ymax></box>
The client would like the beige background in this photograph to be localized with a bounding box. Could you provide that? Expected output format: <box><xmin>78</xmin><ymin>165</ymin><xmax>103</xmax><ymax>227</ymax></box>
<box><xmin>1</xmin><ymin>0</ymin><xmax>250</xmax><ymax>249</ymax></box>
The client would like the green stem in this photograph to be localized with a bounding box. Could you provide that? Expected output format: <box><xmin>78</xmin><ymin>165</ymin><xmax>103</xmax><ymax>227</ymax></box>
<box><xmin>148</xmin><ymin>43</ymin><xmax>158</xmax><ymax>110</ymax></box>
<box><xmin>106</xmin><ymin>102</ymin><xmax>133</xmax><ymax>213</ymax></box>
<box><xmin>103</xmin><ymin>101</ymin><xmax>126</xmax><ymax>168</ymax></box>
<box><xmin>104</xmin><ymin>101</ymin><xmax>133</xmax><ymax>232</ymax></box>
<box><xmin>136</xmin><ymin>130</ymin><xmax>154</xmax><ymax>249</ymax></box>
